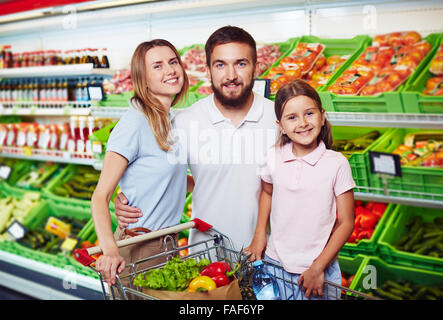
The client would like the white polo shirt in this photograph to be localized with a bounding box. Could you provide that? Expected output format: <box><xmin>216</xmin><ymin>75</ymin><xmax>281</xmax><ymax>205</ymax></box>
<box><xmin>173</xmin><ymin>93</ymin><xmax>277</xmax><ymax>251</ymax></box>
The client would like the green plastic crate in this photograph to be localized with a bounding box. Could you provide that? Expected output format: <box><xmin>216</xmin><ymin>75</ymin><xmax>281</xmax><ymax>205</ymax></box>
<box><xmin>377</xmin><ymin>205</ymin><xmax>443</xmax><ymax>273</ymax></box>
<box><xmin>319</xmin><ymin>33</ymin><xmax>441</xmax><ymax>113</ymax></box>
<box><xmin>339</xmin><ymin>202</ymin><xmax>396</xmax><ymax>258</ymax></box>
<box><xmin>331</xmin><ymin>126</ymin><xmax>392</xmax><ymax>192</ymax></box>
<box><xmin>0</xmin><ymin>199</ymin><xmax>98</xmax><ymax>278</ymax></box>
<box><xmin>338</xmin><ymin>254</ymin><xmax>369</xmax><ymax>291</ymax></box>
<box><xmin>401</xmin><ymin>34</ymin><xmax>443</xmax><ymax>113</ymax></box>
<box><xmin>43</xmin><ymin>164</ymin><xmax>114</xmax><ymax>211</ymax></box>
<box><xmin>367</xmin><ymin>128</ymin><xmax>443</xmax><ymax>201</ymax></box>
<box><xmin>352</xmin><ymin>255</ymin><xmax>443</xmax><ymax>298</ymax></box>
<box><xmin>99</xmin><ymin>91</ymin><xmax>133</xmax><ymax>107</ymax></box>
<box><xmin>263</xmin><ymin>35</ymin><xmax>370</xmax><ymax>100</ymax></box>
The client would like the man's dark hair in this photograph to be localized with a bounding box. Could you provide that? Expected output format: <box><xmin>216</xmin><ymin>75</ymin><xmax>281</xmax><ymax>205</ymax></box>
<box><xmin>205</xmin><ymin>25</ymin><xmax>257</xmax><ymax>66</ymax></box>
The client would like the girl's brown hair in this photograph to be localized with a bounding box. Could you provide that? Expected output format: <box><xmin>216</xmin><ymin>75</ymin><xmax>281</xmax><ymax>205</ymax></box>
<box><xmin>274</xmin><ymin>79</ymin><xmax>333</xmax><ymax>149</ymax></box>
<box><xmin>130</xmin><ymin>39</ymin><xmax>189</xmax><ymax>151</ymax></box>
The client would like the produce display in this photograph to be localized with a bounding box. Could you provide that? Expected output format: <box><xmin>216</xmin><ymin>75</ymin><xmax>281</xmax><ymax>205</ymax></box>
<box><xmin>256</xmin><ymin>43</ymin><xmax>284</xmax><ymax>76</ymax></box>
<box><xmin>103</xmin><ymin>68</ymin><xmax>132</xmax><ymax>95</ymax></box>
<box><xmin>264</xmin><ymin>42</ymin><xmax>325</xmax><ymax>94</ymax></box>
<box><xmin>181</xmin><ymin>46</ymin><xmax>207</xmax><ymax>88</ymax></box>
<box><xmin>0</xmin><ymin>192</ymin><xmax>40</xmax><ymax>236</ymax></box>
<box><xmin>329</xmin><ymin>31</ymin><xmax>431</xmax><ymax>95</ymax></box>
<box><xmin>51</xmin><ymin>165</ymin><xmax>100</xmax><ymax>200</ymax></box>
<box><xmin>15</xmin><ymin>162</ymin><xmax>61</xmax><ymax>190</ymax></box>
<box><xmin>369</xmin><ymin>280</ymin><xmax>443</xmax><ymax>300</ymax></box>
<box><xmin>17</xmin><ymin>216</ymin><xmax>87</xmax><ymax>254</ymax></box>
<box><xmin>393</xmin><ymin>215</ymin><xmax>443</xmax><ymax>258</ymax></box>
<box><xmin>424</xmin><ymin>44</ymin><xmax>443</xmax><ymax>96</ymax></box>
<box><xmin>341</xmin><ymin>272</ymin><xmax>355</xmax><ymax>289</ymax></box>
<box><xmin>332</xmin><ymin>130</ymin><xmax>381</xmax><ymax>155</ymax></box>
<box><xmin>303</xmin><ymin>54</ymin><xmax>348</xmax><ymax>89</ymax></box>
<box><xmin>392</xmin><ymin>131</ymin><xmax>443</xmax><ymax>167</ymax></box>
<box><xmin>347</xmin><ymin>201</ymin><xmax>388</xmax><ymax>243</ymax></box>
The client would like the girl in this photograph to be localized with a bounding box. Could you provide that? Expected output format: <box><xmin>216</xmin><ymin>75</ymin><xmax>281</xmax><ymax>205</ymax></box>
<box><xmin>244</xmin><ymin>79</ymin><xmax>355</xmax><ymax>300</ymax></box>
<box><xmin>91</xmin><ymin>39</ymin><xmax>191</xmax><ymax>287</ymax></box>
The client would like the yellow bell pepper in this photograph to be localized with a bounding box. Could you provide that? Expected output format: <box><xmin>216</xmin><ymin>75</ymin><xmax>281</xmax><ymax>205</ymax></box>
<box><xmin>188</xmin><ymin>276</ymin><xmax>216</xmax><ymax>292</ymax></box>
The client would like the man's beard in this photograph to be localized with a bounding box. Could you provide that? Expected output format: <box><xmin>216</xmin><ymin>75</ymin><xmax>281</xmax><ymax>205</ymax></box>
<box><xmin>211</xmin><ymin>77</ymin><xmax>254</xmax><ymax>108</ymax></box>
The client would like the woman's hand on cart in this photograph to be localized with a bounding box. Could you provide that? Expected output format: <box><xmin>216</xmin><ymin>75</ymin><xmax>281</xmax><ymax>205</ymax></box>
<box><xmin>243</xmin><ymin>232</ymin><xmax>267</xmax><ymax>261</ymax></box>
<box><xmin>114</xmin><ymin>192</ymin><xmax>142</xmax><ymax>228</ymax></box>
<box><xmin>95</xmin><ymin>249</ymin><xmax>126</xmax><ymax>287</ymax></box>
<box><xmin>298</xmin><ymin>265</ymin><xmax>325</xmax><ymax>298</ymax></box>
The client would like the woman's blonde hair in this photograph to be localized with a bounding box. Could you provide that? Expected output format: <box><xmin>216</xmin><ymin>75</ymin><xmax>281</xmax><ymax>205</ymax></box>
<box><xmin>274</xmin><ymin>79</ymin><xmax>333</xmax><ymax>149</ymax></box>
<box><xmin>130</xmin><ymin>39</ymin><xmax>189</xmax><ymax>151</ymax></box>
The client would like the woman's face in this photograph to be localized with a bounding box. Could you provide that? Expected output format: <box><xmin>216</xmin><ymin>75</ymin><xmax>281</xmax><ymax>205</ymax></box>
<box><xmin>145</xmin><ymin>46</ymin><xmax>184</xmax><ymax>105</ymax></box>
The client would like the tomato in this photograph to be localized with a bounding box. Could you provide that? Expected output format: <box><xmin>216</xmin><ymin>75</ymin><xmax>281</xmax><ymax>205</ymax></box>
<box><xmin>414</xmin><ymin>41</ymin><xmax>431</xmax><ymax>56</ymax></box>
<box><xmin>276</xmin><ymin>75</ymin><xmax>291</xmax><ymax>85</ymax></box>
<box><xmin>178</xmin><ymin>237</ymin><xmax>188</xmax><ymax>248</ymax></box>
<box><xmin>387</xmin><ymin>32</ymin><xmax>403</xmax><ymax>48</ymax></box>
<box><xmin>404</xmin><ymin>31</ymin><xmax>421</xmax><ymax>45</ymax></box>
<box><xmin>186</xmin><ymin>210</ymin><xmax>192</xmax><ymax>217</ymax></box>
<box><xmin>375</xmin><ymin>80</ymin><xmax>394</xmax><ymax>93</ymax></box>
<box><xmin>430</xmin><ymin>58</ymin><xmax>443</xmax><ymax>75</ymax></box>
<box><xmin>280</xmin><ymin>56</ymin><xmax>295</xmax><ymax>65</ymax></box>
<box><xmin>398</xmin><ymin>55</ymin><xmax>420</xmax><ymax>69</ymax></box>
<box><xmin>284</xmin><ymin>68</ymin><xmax>301</xmax><ymax>80</ymax></box>
<box><xmin>314</xmin><ymin>55</ymin><xmax>326</xmax><ymax>69</ymax></box>
<box><xmin>373</xmin><ymin>34</ymin><xmax>388</xmax><ymax>46</ymax></box>
<box><xmin>270</xmin><ymin>81</ymin><xmax>281</xmax><ymax>94</ymax></box>
<box><xmin>360</xmin><ymin>85</ymin><xmax>378</xmax><ymax>96</ymax></box>
<box><xmin>269</xmin><ymin>66</ymin><xmax>285</xmax><ymax>76</ymax></box>
<box><xmin>179</xmin><ymin>249</ymin><xmax>189</xmax><ymax>257</ymax></box>
<box><xmin>426</xmin><ymin>76</ymin><xmax>443</xmax><ymax>90</ymax></box>
<box><xmin>326</xmin><ymin>55</ymin><xmax>342</xmax><ymax>66</ymax></box>
<box><xmin>386</xmin><ymin>72</ymin><xmax>403</xmax><ymax>87</ymax></box>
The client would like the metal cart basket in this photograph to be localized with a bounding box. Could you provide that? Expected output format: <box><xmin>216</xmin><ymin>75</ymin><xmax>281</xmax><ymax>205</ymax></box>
<box><xmin>74</xmin><ymin>219</ymin><xmax>378</xmax><ymax>300</ymax></box>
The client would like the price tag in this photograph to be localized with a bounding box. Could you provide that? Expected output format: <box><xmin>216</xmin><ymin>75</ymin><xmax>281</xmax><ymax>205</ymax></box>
<box><xmin>0</xmin><ymin>165</ymin><xmax>11</xmax><ymax>180</ymax></box>
<box><xmin>60</xmin><ymin>236</ymin><xmax>80</xmax><ymax>253</ymax></box>
<box><xmin>6</xmin><ymin>220</ymin><xmax>27</xmax><ymax>240</ymax></box>
<box><xmin>369</xmin><ymin>151</ymin><xmax>402</xmax><ymax>177</ymax></box>
<box><xmin>253</xmin><ymin>79</ymin><xmax>270</xmax><ymax>98</ymax></box>
<box><xmin>92</xmin><ymin>141</ymin><xmax>103</xmax><ymax>154</ymax></box>
<box><xmin>88</xmin><ymin>85</ymin><xmax>104</xmax><ymax>101</ymax></box>
<box><xmin>23</xmin><ymin>146</ymin><xmax>33</xmax><ymax>156</ymax></box>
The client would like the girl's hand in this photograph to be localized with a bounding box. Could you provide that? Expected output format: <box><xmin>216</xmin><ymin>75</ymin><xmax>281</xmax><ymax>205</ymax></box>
<box><xmin>297</xmin><ymin>265</ymin><xmax>325</xmax><ymax>298</ymax></box>
<box><xmin>243</xmin><ymin>233</ymin><xmax>267</xmax><ymax>262</ymax></box>
<box><xmin>95</xmin><ymin>251</ymin><xmax>126</xmax><ymax>287</ymax></box>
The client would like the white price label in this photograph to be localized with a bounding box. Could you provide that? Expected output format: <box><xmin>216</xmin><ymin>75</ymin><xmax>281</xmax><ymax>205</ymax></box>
<box><xmin>7</xmin><ymin>220</ymin><xmax>26</xmax><ymax>240</ymax></box>
<box><xmin>369</xmin><ymin>151</ymin><xmax>401</xmax><ymax>177</ymax></box>
<box><xmin>0</xmin><ymin>165</ymin><xmax>11</xmax><ymax>180</ymax></box>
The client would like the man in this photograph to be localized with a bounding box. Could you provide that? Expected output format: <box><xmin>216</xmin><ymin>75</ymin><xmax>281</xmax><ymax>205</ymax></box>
<box><xmin>114</xmin><ymin>26</ymin><xmax>277</xmax><ymax>252</ymax></box>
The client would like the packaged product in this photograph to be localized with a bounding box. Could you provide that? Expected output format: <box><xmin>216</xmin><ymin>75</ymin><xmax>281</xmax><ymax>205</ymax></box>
<box><xmin>360</xmin><ymin>65</ymin><xmax>411</xmax><ymax>96</ymax></box>
<box><xmin>423</xmin><ymin>75</ymin><xmax>443</xmax><ymax>96</ymax></box>
<box><xmin>328</xmin><ymin>66</ymin><xmax>375</xmax><ymax>95</ymax></box>
<box><xmin>429</xmin><ymin>44</ymin><xmax>443</xmax><ymax>75</ymax></box>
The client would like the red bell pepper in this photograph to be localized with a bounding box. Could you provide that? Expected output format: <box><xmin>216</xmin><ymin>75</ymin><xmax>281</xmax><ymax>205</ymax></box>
<box><xmin>358</xmin><ymin>211</ymin><xmax>379</xmax><ymax>230</ymax></box>
<box><xmin>200</xmin><ymin>261</ymin><xmax>240</xmax><ymax>287</ymax></box>
<box><xmin>371</xmin><ymin>203</ymin><xmax>387</xmax><ymax>219</ymax></box>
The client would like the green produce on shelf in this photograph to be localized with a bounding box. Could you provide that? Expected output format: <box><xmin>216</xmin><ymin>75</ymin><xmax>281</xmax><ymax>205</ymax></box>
<box><xmin>16</xmin><ymin>162</ymin><xmax>60</xmax><ymax>190</ymax></box>
<box><xmin>394</xmin><ymin>215</ymin><xmax>443</xmax><ymax>258</ymax></box>
<box><xmin>0</xmin><ymin>192</ymin><xmax>40</xmax><ymax>235</ymax></box>
<box><xmin>52</xmin><ymin>166</ymin><xmax>100</xmax><ymax>200</ymax></box>
<box><xmin>332</xmin><ymin>130</ymin><xmax>381</xmax><ymax>154</ymax></box>
<box><xmin>0</xmin><ymin>158</ymin><xmax>33</xmax><ymax>185</ymax></box>
<box><xmin>17</xmin><ymin>216</ymin><xmax>88</xmax><ymax>254</ymax></box>
<box><xmin>369</xmin><ymin>279</ymin><xmax>443</xmax><ymax>300</ymax></box>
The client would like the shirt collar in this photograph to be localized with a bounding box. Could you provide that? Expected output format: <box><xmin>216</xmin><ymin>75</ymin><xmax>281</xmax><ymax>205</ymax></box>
<box><xmin>208</xmin><ymin>92</ymin><xmax>263</xmax><ymax>125</ymax></box>
<box><xmin>282</xmin><ymin>140</ymin><xmax>326</xmax><ymax>166</ymax></box>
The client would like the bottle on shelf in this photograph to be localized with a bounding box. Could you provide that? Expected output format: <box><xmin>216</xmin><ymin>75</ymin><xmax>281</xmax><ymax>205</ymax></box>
<box><xmin>77</xmin><ymin>116</ymin><xmax>86</xmax><ymax>156</ymax></box>
<box><xmin>100</xmin><ymin>48</ymin><xmax>110</xmax><ymax>68</ymax></box>
<box><xmin>26</xmin><ymin>123</ymin><xmax>39</xmax><ymax>149</ymax></box>
<box><xmin>6</xmin><ymin>123</ymin><xmax>18</xmax><ymax>147</ymax></box>
<box><xmin>0</xmin><ymin>124</ymin><xmax>7</xmax><ymax>146</ymax></box>
<box><xmin>67</xmin><ymin>116</ymin><xmax>78</xmax><ymax>155</ymax></box>
<box><xmin>252</xmin><ymin>260</ymin><xmax>281</xmax><ymax>300</ymax></box>
<box><xmin>59</xmin><ymin>123</ymin><xmax>70</xmax><ymax>151</ymax></box>
<box><xmin>32</xmin><ymin>79</ymin><xmax>39</xmax><ymax>108</ymax></box>
<box><xmin>4</xmin><ymin>45</ymin><xmax>12</xmax><ymax>68</ymax></box>
<box><xmin>49</xmin><ymin>124</ymin><xmax>59</xmax><ymax>151</ymax></box>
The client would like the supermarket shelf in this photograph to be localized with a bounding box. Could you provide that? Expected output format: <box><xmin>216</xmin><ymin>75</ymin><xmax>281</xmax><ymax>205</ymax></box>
<box><xmin>0</xmin><ymin>103</ymin><xmax>91</xmax><ymax>116</ymax></box>
<box><xmin>355</xmin><ymin>189</ymin><xmax>443</xmax><ymax>209</ymax></box>
<box><xmin>326</xmin><ymin>112</ymin><xmax>443</xmax><ymax>129</ymax></box>
<box><xmin>0</xmin><ymin>148</ymin><xmax>96</xmax><ymax>165</ymax></box>
<box><xmin>0</xmin><ymin>64</ymin><xmax>114</xmax><ymax>79</ymax></box>
<box><xmin>90</xmin><ymin>106</ymin><xmax>128</xmax><ymax>119</ymax></box>
<box><xmin>0</xmin><ymin>250</ymin><xmax>104</xmax><ymax>300</ymax></box>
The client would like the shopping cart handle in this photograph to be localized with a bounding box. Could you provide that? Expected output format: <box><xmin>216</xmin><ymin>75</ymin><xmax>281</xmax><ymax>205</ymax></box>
<box><xmin>73</xmin><ymin>219</ymin><xmax>213</xmax><ymax>266</ymax></box>
<box><xmin>192</xmin><ymin>218</ymin><xmax>212</xmax><ymax>232</ymax></box>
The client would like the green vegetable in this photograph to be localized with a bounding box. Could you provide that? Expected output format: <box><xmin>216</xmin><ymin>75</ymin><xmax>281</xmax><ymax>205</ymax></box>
<box><xmin>133</xmin><ymin>257</ymin><xmax>210</xmax><ymax>291</ymax></box>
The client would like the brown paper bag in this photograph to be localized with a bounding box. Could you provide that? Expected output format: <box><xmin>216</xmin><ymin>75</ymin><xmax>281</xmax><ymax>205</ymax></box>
<box><xmin>141</xmin><ymin>278</ymin><xmax>243</xmax><ymax>300</ymax></box>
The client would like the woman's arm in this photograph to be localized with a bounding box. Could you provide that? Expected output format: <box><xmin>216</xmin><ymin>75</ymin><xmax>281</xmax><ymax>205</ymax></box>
<box><xmin>91</xmin><ymin>151</ymin><xmax>128</xmax><ymax>286</ymax></box>
<box><xmin>244</xmin><ymin>180</ymin><xmax>273</xmax><ymax>261</ymax></box>
<box><xmin>298</xmin><ymin>189</ymin><xmax>354</xmax><ymax>298</ymax></box>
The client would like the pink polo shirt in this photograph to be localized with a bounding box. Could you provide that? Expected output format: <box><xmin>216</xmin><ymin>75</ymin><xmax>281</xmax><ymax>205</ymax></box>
<box><xmin>259</xmin><ymin>141</ymin><xmax>356</xmax><ymax>274</ymax></box>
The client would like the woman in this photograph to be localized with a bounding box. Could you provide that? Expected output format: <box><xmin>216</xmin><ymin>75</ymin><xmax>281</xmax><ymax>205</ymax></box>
<box><xmin>91</xmin><ymin>39</ymin><xmax>190</xmax><ymax>287</ymax></box>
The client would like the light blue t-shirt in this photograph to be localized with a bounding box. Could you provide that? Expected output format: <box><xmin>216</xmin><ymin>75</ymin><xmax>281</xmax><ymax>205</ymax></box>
<box><xmin>106</xmin><ymin>101</ymin><xmax>187</xmax><ymax>231</ymax></box>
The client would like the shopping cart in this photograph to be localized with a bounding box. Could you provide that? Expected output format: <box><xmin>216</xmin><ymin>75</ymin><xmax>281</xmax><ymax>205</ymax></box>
<box><xmin>73</xmin><ymin>219</ymin><xmax>378</xmax><ymax>300</ymax></box>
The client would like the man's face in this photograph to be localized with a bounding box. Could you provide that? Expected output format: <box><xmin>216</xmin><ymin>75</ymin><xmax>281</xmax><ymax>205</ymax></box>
<box><xmin>208</xmin><ymin>42</ymin><xmax>256</xmax><ymax>108</ymax></box>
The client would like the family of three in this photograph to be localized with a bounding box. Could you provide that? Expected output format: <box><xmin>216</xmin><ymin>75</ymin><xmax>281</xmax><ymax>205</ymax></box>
<box><xmin>91</xmin><ymin>25</ymin><xmax>356</xmax><ymax>300</ymax></box>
